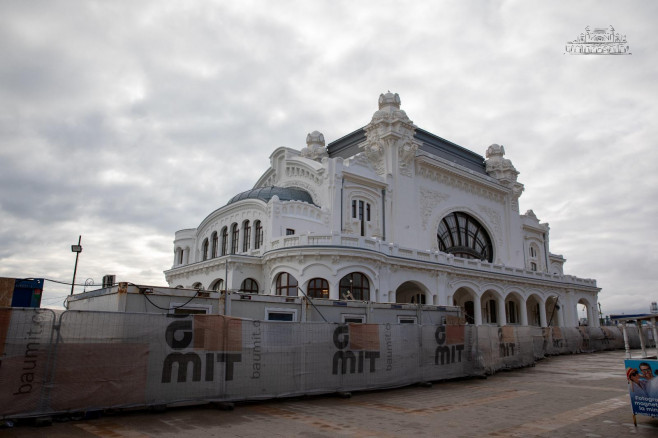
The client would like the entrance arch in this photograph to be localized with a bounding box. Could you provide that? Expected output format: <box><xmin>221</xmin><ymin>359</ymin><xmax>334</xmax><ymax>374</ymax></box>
<box><xmin>505</xmin><ymin>292</ymin><xmax>525</xmax><ymax>325</ymax></box>
<box><xmin>453</xmin><ymin>287</ymin><xmax>477</xmax><ymax>324</ymax></box>
<box><xmin>545</xmin><ymin>295</ymin><xmax>562</xmax><ymax>326</ymax></box>
<box><xmin>577</xmin><ymin>297</ymin><xmax>593</xmax><ymax>326</ymax></box>
<box><xmin>481</xmin><ymin>289</ymin><xmax>504</xmax><ymax>325</ymax></box>
<box><xmin>395</xmin><ymin>281</ymin><xmax>429</xmax><ymax>304</ymax></box>
<box><xmin>527</xmin><ymin>294</ymin><xmax>546</xmax><ymax>327</ymax></box>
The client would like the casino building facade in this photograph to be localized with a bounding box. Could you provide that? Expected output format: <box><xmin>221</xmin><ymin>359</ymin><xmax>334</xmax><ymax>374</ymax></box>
<box><xmin>164</xmin><ymin>92</ymin><xmax>600</xmax><ymax>327</ymax></box>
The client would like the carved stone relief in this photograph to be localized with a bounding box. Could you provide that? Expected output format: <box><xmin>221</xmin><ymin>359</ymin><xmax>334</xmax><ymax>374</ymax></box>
<box><xmin>419</xmin><ymin>187</ymin><xmax>450</xmax><ymax>230</ymax></box>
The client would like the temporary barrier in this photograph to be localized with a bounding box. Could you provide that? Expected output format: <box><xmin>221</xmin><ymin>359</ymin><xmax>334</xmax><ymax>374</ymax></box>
<box><xmin>0</xmin><ymin>307</ymin><xmax>654</xmax><ymax>419</ymax></box>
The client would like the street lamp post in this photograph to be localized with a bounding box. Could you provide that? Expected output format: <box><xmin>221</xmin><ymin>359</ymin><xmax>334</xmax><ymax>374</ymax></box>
<box><xmin>70</xmin><ymin>235</ymin><xmax>83</xmax><ymax>295</ymax></box>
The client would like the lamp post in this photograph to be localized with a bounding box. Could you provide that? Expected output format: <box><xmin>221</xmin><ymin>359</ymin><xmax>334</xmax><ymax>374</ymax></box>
<box><xmin>70</xmin><ymin>235</ymin><xmax>83</xmax><ymax>295</ymax></box>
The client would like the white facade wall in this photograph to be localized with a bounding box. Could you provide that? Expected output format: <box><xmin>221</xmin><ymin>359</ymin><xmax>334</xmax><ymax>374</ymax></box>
<box><xmin>164</xmin><ymin>93</ymin><xmax>600</xmax><ymax>328</ymax></box>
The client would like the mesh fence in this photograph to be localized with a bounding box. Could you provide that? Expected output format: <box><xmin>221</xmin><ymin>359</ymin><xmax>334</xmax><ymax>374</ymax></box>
<box><xmin>0</xmin><ymin>307</ymin><xmax>654</xmax><ymax>419</ymax></box>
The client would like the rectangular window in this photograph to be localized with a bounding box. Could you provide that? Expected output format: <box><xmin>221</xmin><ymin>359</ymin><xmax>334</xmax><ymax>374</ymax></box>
<box><xmin>169</xmin><ymin>303</ymin><xmax>211</xmax><ymax>315</ymax></box>
<box><xmin>341</xmin><ymin>314</ymin><xmax>365</xmax><ymax>323</ymax></box>
<box><xmin>398</xmin><ymin>316</ymin><xmax>417</xmax><ymax>324</ymax></box>
<box><xmin>265</xmin><ymin>308</ymin><xmax>297</xmax><ymax>322</ymax></box>
<box><xmin>352</xmin><ymin>200</ymin><xmax>357</xmax><ymax>218</ymax></box>
<box><xmin>286</xmin><ymin>228</ymin><xmax>295</xmax><ymax>235</ymax></box>
<box><xmin>366</xmin><ymin>203</ymin><xmax>371</xmax><ymax>221</ymax></box>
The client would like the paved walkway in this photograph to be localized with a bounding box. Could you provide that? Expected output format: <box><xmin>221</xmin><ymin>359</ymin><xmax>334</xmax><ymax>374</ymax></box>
<box><xmin>2</xmin><ymin>349</ymin><xmax>657</xmax><ymax>437</ymax></box>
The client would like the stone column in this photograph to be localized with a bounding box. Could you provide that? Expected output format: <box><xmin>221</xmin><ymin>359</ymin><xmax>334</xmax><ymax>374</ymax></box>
<box><xmin>498</xmin><ymin>298</ymin><xmax>507</xmax><ymax>326</ymax></box>
<box><xmin>539</xmin><ymin>302</ymin><xmax>547</xmax><ymax>328</ymax></box>
<box><xmin>474</xmin><ymin>296</ymin><xmax>483</xmax><ymax>326</ymax></box>
<box><xmin>520</xmin><ymin>299</ymin><xmax>529</xmax><ymax>326</ymax></box>
<box><xmin>557</xmin><ymin>304</ymin><xmax>564</xmax><ymax>327</ymax></box>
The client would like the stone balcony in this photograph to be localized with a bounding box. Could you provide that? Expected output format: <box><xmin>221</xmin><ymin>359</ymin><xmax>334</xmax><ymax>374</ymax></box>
<box><xmin>166</xmin><ymin>232</ymin><xmax>597</xmax><ymax>289</ymax></box>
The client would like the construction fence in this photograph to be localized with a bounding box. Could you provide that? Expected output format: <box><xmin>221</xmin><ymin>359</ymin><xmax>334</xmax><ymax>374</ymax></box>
<box><xmin>0</xmin><ymin>308</ymin><xmax>653</xmax><ymax>419</ymax></box>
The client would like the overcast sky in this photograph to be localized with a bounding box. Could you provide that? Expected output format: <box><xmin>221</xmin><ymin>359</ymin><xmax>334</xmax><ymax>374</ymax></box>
<box><xmin>1</xmin><ymin>0</ymin><xmax>656</xmax><ymax>316</ymax></box>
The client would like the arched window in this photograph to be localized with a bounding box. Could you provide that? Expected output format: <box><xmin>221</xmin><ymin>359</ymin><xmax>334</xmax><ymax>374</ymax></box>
<box><xmin>211</xmin><ymin>279</ymin><xmax>224</xmax><ymax>291</ymax></box>
<box><xmin>231</xmin><ymin>223</ymin><xmax>239</xmax><ymax>254</ymax></box>
<box><xmin>339</xmin><ymin>272</ymin><xmax>370</xmax><ymax>301</ymax></box>
<box><xmin>437</xmin><ymin>212</ymin><xmax>493</xmax><ymax>262</ymax></box>
<box><xmin>242</xmin><ymin>220</ymin><xmax>251</xmax><ymax>252</ymax></box>
<box><xmin>202</xmin><ymin>239</ymin><xmax>209</xmax><ymax>261</ymax></box>
<box><xmin>192</xmin><ymin>282</ymin><xmax>203</xmax><ymax>290</ymax></box>
<box><xmin>276</xmin><ymin>272</ymin><xmax>298</xmax><ymax>296</ymax></box>
<box><xmin>254</xmin><ymin>220</ymin><xmax>263</xmax><ymax>249</ymax></box>
<box><xmin>211</xmin><ymin>232</ymin><xmax>218</xmax><ymax>258</ymax></box>
<box><xmin>307</xmin><ymin>278</ymin><xmax>329</xmax><ymax>298</ymax></box>
<box><xmin>221</xmin><ymin>227</ymin><xmax>228</xmax><ymax>256</ymax></box>
<box><xmin>176</xmin><ymin>247</ymin><xmax>183</xmax><ymax>265</ymax></box>
<box><xmin>240</xmin><ymin>278</ymin><xmax>259</xmax><ymax>294</ymax></box>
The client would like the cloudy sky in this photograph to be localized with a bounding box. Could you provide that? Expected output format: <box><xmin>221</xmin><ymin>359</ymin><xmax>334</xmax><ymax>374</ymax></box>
<box><xmin>1</xmin><ymin>0</ymin><xmax>656</xmax><ymax>316</ymax></box>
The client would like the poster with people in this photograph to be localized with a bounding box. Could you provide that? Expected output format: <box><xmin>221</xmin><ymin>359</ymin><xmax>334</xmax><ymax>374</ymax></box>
<box><xmin>625</xmin><ymin>359</ymin><xmax>658</xmax><ymax>418</ymax></box>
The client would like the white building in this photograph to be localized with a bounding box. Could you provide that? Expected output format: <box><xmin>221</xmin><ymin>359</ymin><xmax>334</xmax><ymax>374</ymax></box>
<box><xmin>164</xmin><ymin>92</ymin><xmax>600</xmax><ymax>327</ymax></box>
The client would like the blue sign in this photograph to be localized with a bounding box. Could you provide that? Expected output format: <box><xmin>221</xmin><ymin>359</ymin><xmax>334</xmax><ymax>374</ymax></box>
<box><xmin>10</xmin><ymin>278</ymin><xmax>44</xmax><ymax>308</ymax></box>
<box><xmin>625</xmin><ymin>359</ymin><xmax>658</xmax><ymax>418</ymax></box>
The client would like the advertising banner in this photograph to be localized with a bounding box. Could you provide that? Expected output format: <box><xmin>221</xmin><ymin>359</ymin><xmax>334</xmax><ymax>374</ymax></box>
<box><xmin>625</xmin><ymin>359</ymin><xmax>658</xmax><ymax>418</ymax></box>
<box><xmin>0</xmin><ymin>307</ymin><xmax>654</xmax><ymax>420</ymax></box>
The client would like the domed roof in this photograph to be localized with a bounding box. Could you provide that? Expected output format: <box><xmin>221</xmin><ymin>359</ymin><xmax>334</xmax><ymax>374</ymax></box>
<box><xmin>227</xmin><ymin>186</ymin><xmax>316</xmax><ymax>206</ymax></box>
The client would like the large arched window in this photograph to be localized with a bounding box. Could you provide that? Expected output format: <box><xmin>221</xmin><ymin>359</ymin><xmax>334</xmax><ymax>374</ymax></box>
<box><xmin>240</xmin><ymin>278</ymin><xmax>259</xmax><ymax>294</ymax></box>
<box><xmin>254</xmin><ymin>220</ymin><xmax>263</xmax><ymax>249</ymax></box>
<box><xmin>211</xmin><ymin>232</ymin><xmax>218</xmax><ymax>258</ymax></box>
<box><xmin>221</xmin><ymin>227</ymin><xmax>228</xmax><ymax>256</ymax></box>
<box><xmin>437</xmin><ymin>212</ymin><xmax>493</xmax><ymax>262</ymax></box>
<box><xmin>307</xmin><ymin>278</ymin><xmax>329</xmax><ymax>298</ymax></box>
<box><xmin>231</xmin><ymin>223</ymin><xmax>239</xmax><ymax>254</ymax></box>
<box><xmin>339</xmin><ymin>272</ymin><xmax>370</xmax><ymax>301</ymax></box>
<box><xmin>202</xmin><ymin>238</ymin><xmax>209</xmax><ymax>261</ymax></box>
<box><xmin>211</xmin><ymin>279</ymin><xmax>224</xmax><ymax>291</ymax></box>
<box><xmin>242</xmin><ymin>220</ymin><xmax>251</xmax><ymax>252</ymax></box>
<box><xmin>275</xmin><ymin>272</ymin><xmax>298</xmax><ymax>296</ymax></box>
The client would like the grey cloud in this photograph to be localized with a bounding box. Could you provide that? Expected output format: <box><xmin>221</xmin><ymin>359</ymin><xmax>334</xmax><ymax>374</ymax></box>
<box><xmin>1</xmin><ymin>0</ymin><xmax>656</xmax><ymax>315</ymax></box>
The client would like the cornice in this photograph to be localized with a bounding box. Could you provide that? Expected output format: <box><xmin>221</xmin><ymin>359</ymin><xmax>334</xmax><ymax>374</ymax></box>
<box><xmin>415</xmin><ymin>154</ymin><xmax>508</xmax><ymax>204</ymax></box>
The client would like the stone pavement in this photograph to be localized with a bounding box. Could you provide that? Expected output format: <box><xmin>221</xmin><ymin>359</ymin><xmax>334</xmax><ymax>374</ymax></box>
<box><xmin>1</xmin><ymin>349</ymin><xmax>657</xmax><ymax>437</ymax></box>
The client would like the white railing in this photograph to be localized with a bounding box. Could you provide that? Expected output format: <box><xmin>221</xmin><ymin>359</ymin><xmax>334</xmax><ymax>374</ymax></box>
<box><xmin>266</xmin><ymin>232</ymin><xmax>597</xmax><ymax>288</ymax></box>
<box><xmin>168</xmin><ymin>232</ymin><xmax>597</xmax><ymax>289</ymax></box>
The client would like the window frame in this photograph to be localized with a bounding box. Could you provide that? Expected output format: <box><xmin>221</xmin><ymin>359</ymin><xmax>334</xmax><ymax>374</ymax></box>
<box><xmin>242</xmin><ymin>220</ymin><xmax>251</xmax><ymax>252</ymax></box>
<box><xmin>275</xmin><ymin>272</ymin><xmax>298</xmax><ymax>296</ymax></box>
<box><xmin>231</xmin><ymin>223</ymin><xmax>239</xmax><ymax>254</ymax></box>
<box><xmin>239</xmin><ymin>278</ymin><xmax>259</xmax><ymax>294</ymax></box>
<box><xmin>307</xmin><ymin>278</ymin><xmax>329</xmax><ymax>299</ymax></box>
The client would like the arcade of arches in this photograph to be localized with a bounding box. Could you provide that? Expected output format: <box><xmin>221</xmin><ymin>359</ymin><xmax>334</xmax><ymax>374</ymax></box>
<box><xmin>193</xmin><ymin>271</ymin><xmax>596</xmax><ymax>327</ymax></box>
<box><xmin>451</xmin><ymin>287</ymin><xmax>580</xmax><ymax>327</ymax></box>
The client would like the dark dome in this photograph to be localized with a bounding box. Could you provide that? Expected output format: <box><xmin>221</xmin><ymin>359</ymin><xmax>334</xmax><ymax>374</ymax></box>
<box><xmin>227</xmin><ymin>186</ymin><xmax>316</xmax><ymax>206</ymax></box>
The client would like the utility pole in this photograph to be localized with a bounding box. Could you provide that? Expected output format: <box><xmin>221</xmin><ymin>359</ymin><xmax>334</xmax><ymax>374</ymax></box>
<box><xmin>70</xmin><ymin>235</ymin><xmax>83</xmax><ymax>295</ymax></box>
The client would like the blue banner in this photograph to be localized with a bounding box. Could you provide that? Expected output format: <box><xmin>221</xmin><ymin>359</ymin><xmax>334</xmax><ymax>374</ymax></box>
<box><xmin>625</xmin><ymin>359</ymin><xmax>658</xmax><ymax>418</ymax></box>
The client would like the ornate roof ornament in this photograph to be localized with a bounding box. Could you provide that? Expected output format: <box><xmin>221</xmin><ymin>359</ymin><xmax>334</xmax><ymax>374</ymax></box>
<box><xmin>485</xmin><ymin>144</ymin><xmax>519</xmax><ymax>185</ymax></box>
<box><xmin>524</xmin><ymin>209</ymin><xmax>538</xmax><ymax>220</ymax></box>
<box><xmin>300</xmin><ymin>130</ymin><xmax>328</xmax><ymax>161</ymax></box>
<box><xmin>362</xmin><ymin>92</ymin><xmax>419</xmax><ymax>176</ymax></box>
